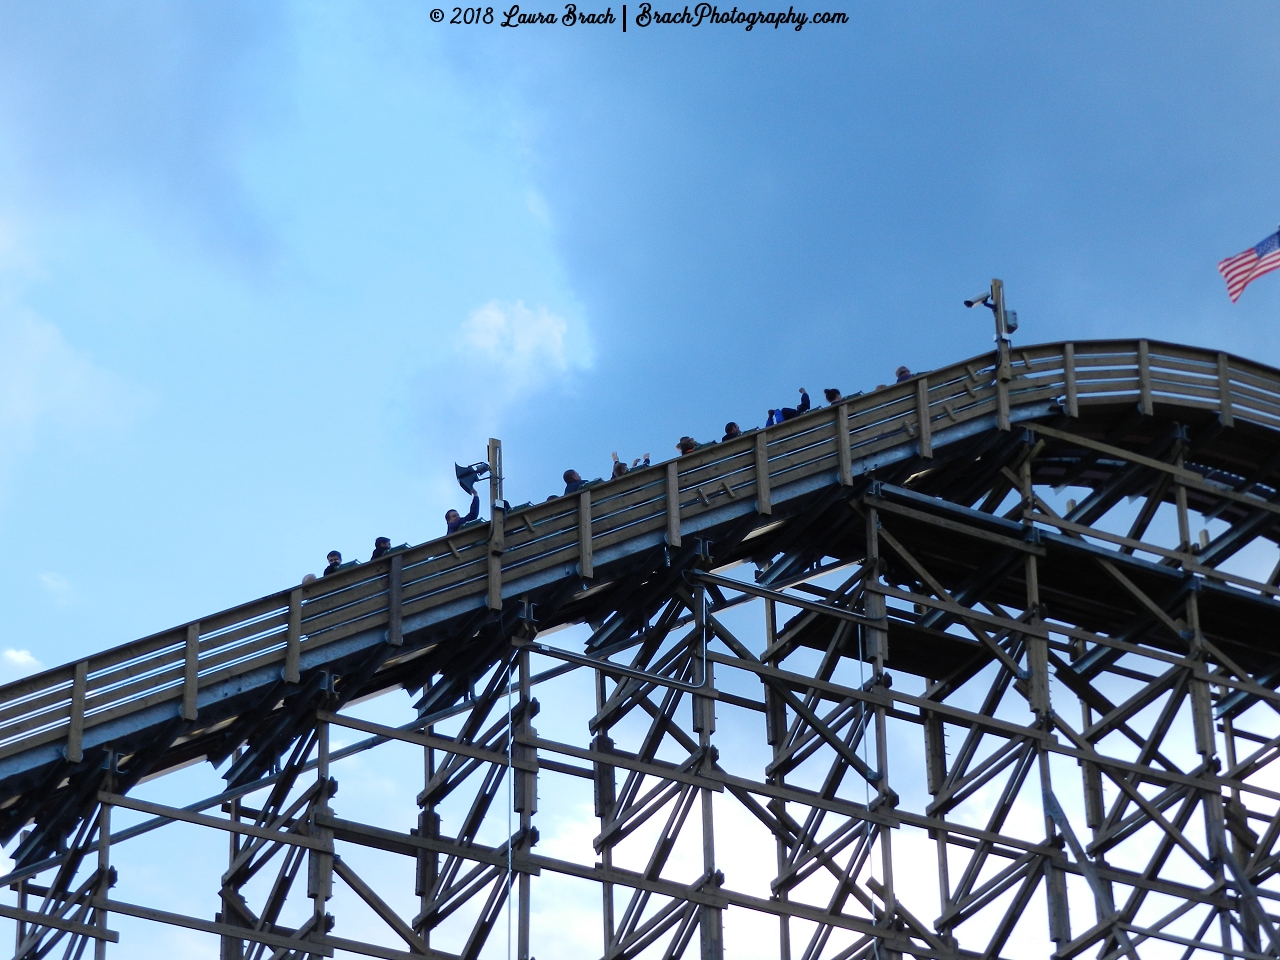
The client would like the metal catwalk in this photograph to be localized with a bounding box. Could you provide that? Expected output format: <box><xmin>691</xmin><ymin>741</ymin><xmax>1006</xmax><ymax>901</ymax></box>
<box><xmin>1</xmin><ymin>339</ymin><xmax>1279</xmax><ymax>959</ymax></box>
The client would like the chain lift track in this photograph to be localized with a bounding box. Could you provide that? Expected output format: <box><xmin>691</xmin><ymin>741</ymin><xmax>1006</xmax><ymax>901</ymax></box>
<box><xmin>2</xmin><ymin>339</ymin><xmax>1280</xmax><ymax>959</ymax></box>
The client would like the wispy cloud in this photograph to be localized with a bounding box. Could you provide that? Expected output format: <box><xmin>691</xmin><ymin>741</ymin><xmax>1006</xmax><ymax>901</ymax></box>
<box><xmin>0</xmin><ymin>307</ymin><xmax>147</xmax><ymax>461</ymax></box>
<box><xmin>38</xmin><ymin>572</ymin><xmax>73</xmax><ymax>606</ymax></box>
<box><xmin>460</xmin><ymin>299</ymin><xmax>592</xmax><ymax>391</ymax></box>
<box><xmin>0</xmin><ymin>648</ymin><xmax>41</xmax><ymax>682</ymax></box>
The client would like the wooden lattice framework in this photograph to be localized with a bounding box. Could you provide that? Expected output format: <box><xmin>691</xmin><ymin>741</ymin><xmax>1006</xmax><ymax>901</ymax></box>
<box><xmin>1</xmin><ymin>339</ymin><xmax>1280</xmax><ymax>959</ymax></box>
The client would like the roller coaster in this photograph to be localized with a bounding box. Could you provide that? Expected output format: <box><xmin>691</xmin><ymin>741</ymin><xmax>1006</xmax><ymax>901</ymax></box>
<box><xmin>2</xmin><ymin>337</ymin><xmax>1280</xmax><ymax>959</ymax></box>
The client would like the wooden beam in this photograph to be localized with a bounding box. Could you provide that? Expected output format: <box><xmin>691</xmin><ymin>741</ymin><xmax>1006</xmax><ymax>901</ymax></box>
<box><xmin>1137</xmin><ymin>338</ymin><xmax>1153</xmax><ymax>415</ymax></box>
<box><xmin>181</xmin><ymin>622</ymin><xmax>199</xmax><ymax>721</ymax></box>
<box><xmin>836</xmin><ymin>403</ymin><xmax>852</xmax><ymax>484</ymax></box>
<box><xmin>66</xmin><ymin>660</ymin><xmax>87</xmax><ymax>763</ymax></box>
<box><xmin>916</xmin><ymin>378</ymin><xmax>932</xmax><ymax>458</ymax></box>
<box><xmin>388</xmin><ymin>555</ymin><xmax>403</xmax><ymax>646</ymax></box>
<box><xmin>1218</xmin><ymin>351</ymin><xmax>1235</xmax><ymax>427</ymax></box>
<box><xmin>285</xmin><ymin>589</ymin><xmax>301</xmax><ymax>683</ymax></box>
<box><xmin>578</xmin><ymin>490</ymin><xmax>594</xmax><ymax>578</ymax></box>
<box><xmin>1064</xmin><ymin>342</ymin><xmax>1078</xmax><ymax>417</ymax></box>
<box><xmin>666</xmin><ymin>462</ymin><xmax>682</xmax><ymax>547</ymax></box>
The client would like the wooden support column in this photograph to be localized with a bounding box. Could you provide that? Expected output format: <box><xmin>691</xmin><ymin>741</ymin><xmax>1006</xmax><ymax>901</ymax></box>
<box><xmin>488</xmin><ymin>438</ymin><xmax>505</xmax><ymax>611</ymax></box>
<box><xmin>308</xmin><ymin>717</ymin><xmax>334</xmax><ymax>943</ymax></box>
<box><xmin>862</xmin><ymin>506</ymin><xmax>896</xmax><ymax>948</ymax></box>
<box><xmin>755</xmin><ymin>432</ymin><xmax>772</xmax><ymax>513</ymax></box>
<box><xmin>220</xmin><ymin>747</ymin><xmax>244</xmax><ymax>960</ymax></box>
<box><xmin>578</xmin><ymin>490</ymin><xmax>593</xmax><ymax>579</ymax></box>
<box><xmin>285</xmin><ymin>590</ymin><xmax>301</xmax><ymax>684</ymax></box>
<box><xmin>1064</xmin><ymin>342</ymin><xmax>1078</xmax><ymax>418</ymax></box>
<box><xmin>835</xmin><ymin>404</ymin><xmax>852</xmax><ymax>485</ymax></box>
<box><xmin>67</xmin><ymin>661</ymin><xmax>88</xmax><ymax>764</ymax></box>
<box><xmin>388</xmin><ymin>555</ymin><xmax>403</xmax><ymax>647</ymax></box>
<box><xmin>1218</xmin><ymin>352</ymin><xmax>1235</xmax><ymax>427</ymax></box>
<box><xmin>593</xmin><ymin>668</ymin><xmax>616</xmax><ymax>954</ymax></box>
<box><xmin>763</xmin><ymin>598</ymin><xmax>792</xmax><ymax>960</ymax></box>
<box><xmin>415</xmin><ymin>707</ymin><xmax>439</xmax><ymax>954</ymax></box>
<box><xmin>181</xmin><ymin>623</ymin><xmax>200</xmax><ymax>722</ymax></box>
<box><xmin>996</xmin><ymin>341</ymin><xmax>1012</xmax><ymax>432</ymax></box>
<box><xmin>514</xmin><ymin>644</ymin><xmax>537</xmax><ymax>960</ymax></box>
<box><xmin>693</xmin><ymin>583</ymin><xmax>722</xmax><ymax>960</ymax></box>
<box><xmin>1137</xmin><ymin>339</ymin><xmax>1153</xmax><ymax>416</ymax></box>
<box><xmin>666</xmin><ymin>462</ymin><xmax>682</xmax><ymax>547</ymax></box>
<box><xmin>915</xmin><ymin>378</ymin><xmax>932</xmax><ymax>458</ymax></box>
<box><xmin>94</xmin><ymin>755</ymin><xmax>114</xmax><ymax>960</ymax></box>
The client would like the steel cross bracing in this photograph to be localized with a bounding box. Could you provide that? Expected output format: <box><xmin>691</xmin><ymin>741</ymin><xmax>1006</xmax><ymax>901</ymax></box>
<box><xmin>2</xmin><ymin>339</ymin><xmax>1280</xmax><ymax>958</ymax></box>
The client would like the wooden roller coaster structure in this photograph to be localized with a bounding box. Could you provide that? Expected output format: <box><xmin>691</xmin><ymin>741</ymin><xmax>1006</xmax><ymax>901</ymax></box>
<box><xmin>1</xmin><ymin>338</ymin><xmax>1279</xmax><ymax>959</ymax></box>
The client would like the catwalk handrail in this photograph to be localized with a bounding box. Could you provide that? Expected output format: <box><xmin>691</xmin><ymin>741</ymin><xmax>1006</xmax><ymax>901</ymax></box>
<box><xmin>1</xmin><ymin>339</ymin><xmax>1276</xmax><ymax>770</ymax></box>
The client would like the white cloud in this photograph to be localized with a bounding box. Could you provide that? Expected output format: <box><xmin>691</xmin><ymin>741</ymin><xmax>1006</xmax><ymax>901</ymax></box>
<box><xmin>460</xmin><ymin>299</ymin><xmax>592</xmax><ymax>390</ymax></box>
<box><xmin>38</xmin><ymin>571</ymin><xmax>72</xmax><ymax>605</ymax></box>
<box><xmin>0</xmin><ymin>307</ymin><xmax>145</xmax><ymax>458</ymax></box>
<box><xmin>0</xmin><ymin>648</ymin><xmax>41</xmax><ymax>681</ymax></box>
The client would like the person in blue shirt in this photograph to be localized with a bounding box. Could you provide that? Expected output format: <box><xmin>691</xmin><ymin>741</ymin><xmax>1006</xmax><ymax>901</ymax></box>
<box><xmin>563</xmin><ymin>470</ymin><xmax>586</xmax><ymax>495</ymax></box>
<box><xmin>445</xmin><ymin>493</ymin><xmax>480</xmax><ymax>534</ymax></box>
<box><xmin>766</xmin><ymin>387</ymin><xmax>810</xmax><ymax>426</ymax></box>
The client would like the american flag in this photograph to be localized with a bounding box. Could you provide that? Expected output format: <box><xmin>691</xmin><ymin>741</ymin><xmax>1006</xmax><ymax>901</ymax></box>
<box><xmin>1219</xmin><ymin>229</ymin><xmax>1280</xmax><ymax>302</ymax></box>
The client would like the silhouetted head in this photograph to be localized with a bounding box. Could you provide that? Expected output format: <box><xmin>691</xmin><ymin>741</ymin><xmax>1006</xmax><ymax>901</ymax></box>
<box><xmin>445</xmin><ymin>509</ymin><xmax>459</xmax><ymax>524</ymax></box>
<box><xmin>563</xmin><ymin>469</ymin><xmax>581</xmax><ymax>484</ymax></box>
<box><xmin>375</xmin><ymin>537</ymin><xmax>390</xmax><ymax>549</ymax></box>
<box><xmin>612</xmin><ymin>461</ymin><xmax>628</xmax><ymax>478</ymax></box>
<box><xmin>823</xmin><ymin>388</ymin><xmax>842</xmax><ymax>403</ymax></box>
<box><xmin>327</xmin><ymin>551</ymin><xmax>341</xmax><ymax>564</ymax></box>
<box><xmin>723</xmin><ymin>422</ymin><xmax>740</xmax><ymax>440</ymax></box>
<box><xmin>895</xmin><ymin>366</ymin><xmax>911</xmax><ymax>383</ymax></box>
<box><xmin>677</xmin><ymin>437</ymin><xmax>697</xmax><ymax>455</ymax></box>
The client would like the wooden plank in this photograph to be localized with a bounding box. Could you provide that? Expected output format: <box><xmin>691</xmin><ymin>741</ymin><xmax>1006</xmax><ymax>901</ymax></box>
<box><xmin>66</xmin><ymin>661</ymin><xmax>87</xmax><ymax>763</ymax></box>
<box><xmin>285</xmin><ymin>589</ymin><xmax>301</xmax><ymax>682</ymax></box>
<box><xmin>578</xmin><ymin>489</ymin><xmax>593</xmax><ymax>579</ymax></box>
<box><xmin>0</xmin><ymin>902</ymin><xmax>118</xmax><ymax>942</ymax></box>
<box><xmin>98</xmin><ymin>792</ymin><xmax>330</xmax><ymax>851</ymax></box>
<box><xmin>835</xmin><ymin>403</ymin><xmax>852</xmax><ymax>485</ymax></box>
<box><xmin>1137</xmin><ymin>339</ymin><xmax>1153</xmax><ymax>415</ymax></box>
<box><xmin>99</xmin><ymin>897</ymin><xmax>331</xmax><ymax>956</ymax></box>
<box><xmin>181</xmin><ymin>622</ymin><xmax>199</xmax><ymax>721</ymax></box>
<box><xmin>915</xmin><ymin>377</ymin><xmax>932</xmax><ymax>458</ymax></box>
<box><xmin>1064</xmin><ymin>342</ymin><xmax>1078</xmax><ymax>417</ymax></box>
<box><xmin>665</xmin><ymin>462</ymin><xmax>682</xmax><ymax>547</ymax></box>
<box><xmin>388</xmin><ymin>555</ymin><xmax>403</xmax><ymax>646</ymax></box>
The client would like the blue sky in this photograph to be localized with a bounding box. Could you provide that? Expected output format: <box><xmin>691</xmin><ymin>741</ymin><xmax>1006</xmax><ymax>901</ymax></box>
<box><xmin>4</xmin><ymin>5</ymin><xmax>1280</xmax><ymax>958</ymax></box>
<box><xmin>2</xmin><ymin>2</ymin><xmax>1280</xmax><ymax>672</ymax></box>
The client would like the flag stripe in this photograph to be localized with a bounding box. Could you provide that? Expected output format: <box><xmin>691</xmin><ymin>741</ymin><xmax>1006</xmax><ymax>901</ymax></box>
<box><xmin>1219</xmin><ymin>232</ymin><xmax>1280</xmax><ymax>302</ymax></box>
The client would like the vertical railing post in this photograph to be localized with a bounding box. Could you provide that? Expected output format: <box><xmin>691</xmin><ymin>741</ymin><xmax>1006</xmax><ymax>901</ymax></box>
<box><xmin>666</xmin><ymin>462</ymin><xmax>682</xmax><ymax>548</ymax></box>
<box><xmin>915</xmin><ymin>378</ymin><xmax>932</xmax><ymax>458</ymax></box>
<box><xmin>593</xmin><ymin>668</ymin><xmax>616</xmax><ymax>955</ymax></box>
<box><xmin>1218</xmin><ymin>352</ymin><xmax>1235</xmax><ymax>427</ymax></box>
<box><xmin>836</xmin><ymin>404</ymin><xmax>852</xmax><ymax>485</ymax></box>
<box><xmin>755</xmin><ymin>432</ymin><xmax>772</xmax><ymax>514</ymax></box>
<box><xmin>1064</xmin><ymin>343</ymin><xmax>1078</xmax><ymax>418</ymax></box>
<box><xmin>388</xmin><ymin>554</ymin><xmax>403</xmax><ymax>647</ymax></box>
<box><xmin>1137</xmin><ymin>339</ymin><xmax>1153</xmax><ymax>416</ymax></box>
<box><xmin>488</xmin><ymin>438</ymin><xmax>505</xmax><ymax>611</ymax></box>
<box><xmin>578</xmin><ymin>490</ymin><xmax>594</xmax><ymax>579</ymax></box>
<box><xmin>181</xmin><ymin>623</ymin><xmax>200</xmax><ymax>722</ymax></box>
<box><xmin>67</xmin><ymin>661</ymin><xmax>87</xmax><ymax>764</ymax></box>
<box><xmin>285</xmin><ymin>591</ymin><xmax>301</xmax><ymax>684</ymax></box>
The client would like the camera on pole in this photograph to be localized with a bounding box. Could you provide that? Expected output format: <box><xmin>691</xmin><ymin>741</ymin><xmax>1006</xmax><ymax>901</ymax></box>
<box><xmin>964</xmin><ymin>278</ymin><xmax>1018</xmax><ymax>342</ymax></box>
